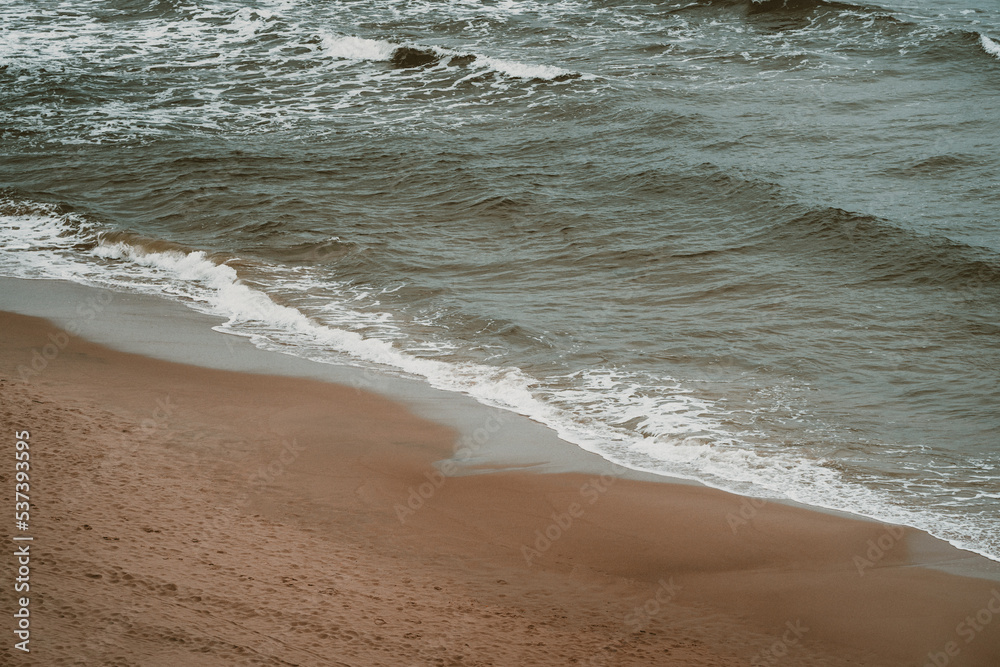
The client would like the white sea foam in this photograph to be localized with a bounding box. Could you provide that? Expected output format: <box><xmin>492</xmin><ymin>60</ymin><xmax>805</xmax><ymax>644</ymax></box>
<box><xmin>981</xmin><ymin>34</ymin><xmax>1000</xmax><ymax>59</ymax></box>
<box><xmin>0</xmin><ymin>0</ymin><xmax>599</xmax><ymax>143</ymax></box>
<box><xmin>230</xmin><ymin>8</ymin><xmax>275</xmax><ymax>40</ymax></box>
<box><xmin>477</xmin><ymin>56</ymin><xmax>576</xmax><ymax>80</ymax></box>
<box><xmin>317</xmin><ymin>32</ymin><xmax>582</xmax><ymax>81</ymax></box>
<box><xmin>0</xmin><ymin>199</ymin><xmax>98</xmax><ymax>277</ymax></box>
<box><xmin>320</xmin><ymin>35</ymin><xmax>398</xmax><ymax>62</ymax></box>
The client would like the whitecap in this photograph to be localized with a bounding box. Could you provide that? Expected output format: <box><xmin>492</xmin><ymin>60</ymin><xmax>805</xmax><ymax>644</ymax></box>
<box><xmin>980</xmin><ymin>34</ymin><xmax>1000</xmax><ymax>59</ymax></box>
<box><xmin>320</xmin><ymin>35</ymin><xmax>398</xmax><ymax>62</ymax></box>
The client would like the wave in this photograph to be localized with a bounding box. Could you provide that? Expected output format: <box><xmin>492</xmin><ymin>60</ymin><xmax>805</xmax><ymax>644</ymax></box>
<box><xmin>265</xmin><ymin>237</ymin><xmax>358</xmax><ymax>264</ymax></box>
<box><xmin>91</xmin><ymin>230</ymin><xmax>201</xmax><ymax>258</ymax></box>
<box><xmin>981</xmin><ymin>33</ymin><xmax>1000</xmax><ymax>59</ymax></box>
<box><xmin>762</xmin><ymin>206</ymin><xmax>1000</xmax><ymax>290</ymax></box>
<box><xmin>319</xmin><ymin>34</ymin><xmax>583</xmax><ymax>80</ymax></box>
<box><xmin>320</xmin><ymin>34</ymin><xmax>397</xmax><ymax>62</ymax></box>
<box><xmin>96</xmin><ymin>0</ymin><xmax>196</xmax><ymax>23</ymax></box>
<box><xmin>585</xmin><ymin>161</ymin><xmax>1000</xmax><ymax>294</ymax></box>
<box><xmin>669</xmin><ymin>0</ymin><xmax>880</xmax><ymax>15</ymax></box>
<box><xmin>662</xmin><ymin>0</ymin><xmax>913</xmax><ymax>38</ymax></box>
<box><xmin>0</xmin><ymin>2</ymin><xmax>594</xmax><ymax>146</ymax></box>
<box><xmin>744</xmin><ymin>0</ymin><xmax>901</xmax><ymax>33</ymax></box>
<box><xmin>882</xmin><ymin>153</ymin><xmax>977</xmax><ymax>176</ymax></box>
<box><xmin>606</xmin><ymin>163</ymin><xmax>1000</xmax><ymax>294</ymax></box>
<box><xmin>892</xmin><ymin>29</ymin><xmax>1000</xmax><ymax>68</ymax></box>
<box><xmin>0</xmin><ymin>195</ymin><xmax>99</xmax><ymax>254</ymax></box>
<box><xmin>747</xmin><ymin>0</ymin><xmax>865</xmax><ymax>13</ymax></box>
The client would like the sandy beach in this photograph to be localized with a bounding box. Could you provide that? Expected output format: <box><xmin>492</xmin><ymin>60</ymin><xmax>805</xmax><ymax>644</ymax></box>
<box><xmin>2</xmin><ymin>305</ymin><xmax>999</xmax><ymax>666</ymax></box>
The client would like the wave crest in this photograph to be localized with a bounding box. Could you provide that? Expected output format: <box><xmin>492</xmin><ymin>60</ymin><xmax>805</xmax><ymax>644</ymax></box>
<box><xmin>981</xmin><ymin>34</ymin><xmax>1000</xmax><ymax>59</ymax></box>
<box><xmin>318</xmin><ymin>34</ymin><xmax>581</xmax><ymax>80</ymax></box>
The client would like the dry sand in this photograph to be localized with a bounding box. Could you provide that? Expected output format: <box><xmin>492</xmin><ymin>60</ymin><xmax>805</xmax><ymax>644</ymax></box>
<box><xmin>1</xmin><ymin>309</ymin><xmax>999</xmax><ymax>666</ymax></box>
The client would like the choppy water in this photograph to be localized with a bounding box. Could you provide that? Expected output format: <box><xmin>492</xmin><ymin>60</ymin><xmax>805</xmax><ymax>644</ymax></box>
<box><xmin>2</xmin><ymin>0</ymin><xmax>999</xmax><ymax>560</ymax></box>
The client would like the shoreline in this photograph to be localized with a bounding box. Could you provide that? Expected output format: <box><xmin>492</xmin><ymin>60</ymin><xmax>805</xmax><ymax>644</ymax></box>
<box><xmin>0</xmin><ymin>275</ymin><xmax>660</xmax><ymax>479</ymax></box>
<box><xmin>1</xmin><ymin>279</ymin><xmax>999</xmax><ymax>664</ymax></box>
<box><xmin>2</xmin><ymin>275</ymin><xmax>999</xmax><ymax>576</ymax></box>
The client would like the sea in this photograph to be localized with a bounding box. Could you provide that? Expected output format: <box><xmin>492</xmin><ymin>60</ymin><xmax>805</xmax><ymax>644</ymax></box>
<box><xmin>1</xmin><ymin>0</ymin><xmax>998</xmax><ymax>562</ymax></box>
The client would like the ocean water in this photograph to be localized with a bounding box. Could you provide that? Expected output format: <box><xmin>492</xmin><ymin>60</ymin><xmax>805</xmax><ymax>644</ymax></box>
<box><xmin>1</xmin><ymin>0</ymin><xmax>998</xmax><ymax>561</ymax></box>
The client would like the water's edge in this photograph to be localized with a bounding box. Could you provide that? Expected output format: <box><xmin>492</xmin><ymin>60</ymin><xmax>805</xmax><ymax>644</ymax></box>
<box><xmin>3</xmin><ymin>274</ymin><xmax>998</xmax><ymax>582</ymax></box>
